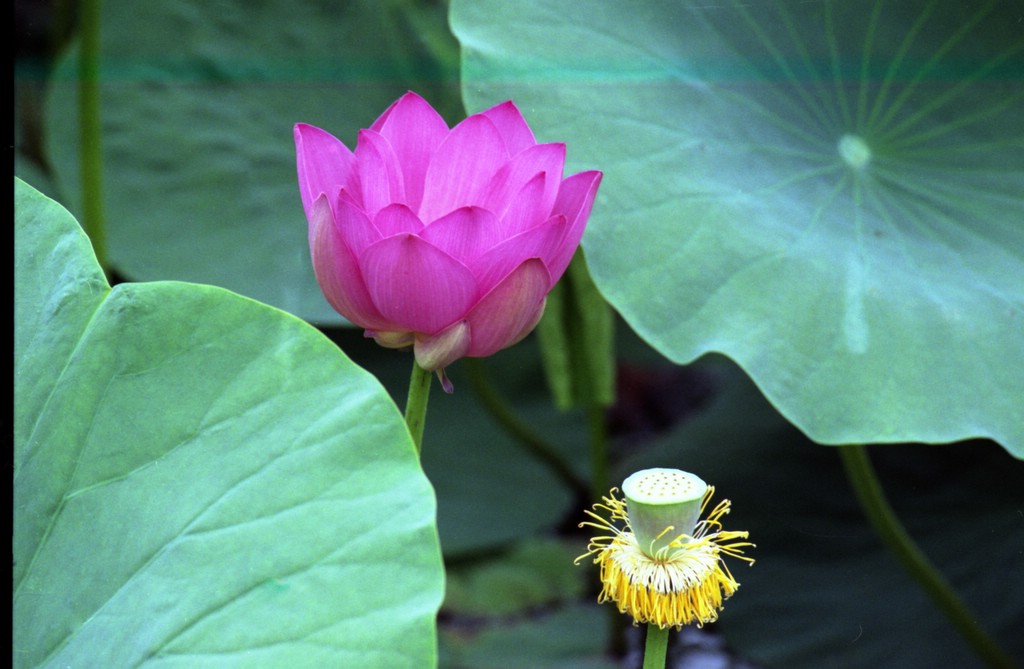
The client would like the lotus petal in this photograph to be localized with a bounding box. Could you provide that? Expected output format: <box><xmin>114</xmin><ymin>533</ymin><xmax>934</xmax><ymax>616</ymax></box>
<box><xmin>361</xmin><ymin>234</ymin><xmax>477</xmax><ymax>333</ymax></box>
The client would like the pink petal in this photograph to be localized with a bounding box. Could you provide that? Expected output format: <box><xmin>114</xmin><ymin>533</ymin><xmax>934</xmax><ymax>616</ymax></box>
<box><xmin>418</xmin><ymin>206</ymin><xmax>503</xmax><ymax>265</ymax></box>
<box><xmin>332</xmin><ymin>190</ymin><xmax>381</xmax><ymax>255</ymax></box>
<box><xmin>419</xmin><ymin>114</ymin><xmax>509</xmax><ymax>223</ymax></box>
<box><xmin>465</xmin><ymin>258</ymin><xmax>551</xmax><ymax>357</ymax></box>
<box><xmin>369</xmin><ymin>95</ymin><xmax>404</xmax><ymax>132</ymax></box>
<box><xmin>499</xmin><ymin>173</ymin><xmax>549</xmax><ymax>238</ymax></box>
<box><xmin>482</xmin><ymin>143</ymin><xmax>565</xmax><ymax>221</ymax></box>
<box><xmin>295</xmin><ymin>124</ymin><xmax>359</xmax><ymax>217</ymax></box>
<box><xmin>355</xmin><ymin>129</ymin><xmax>406</xmax><ymax>217</ymax></box>
<box><xmin>470</xmin><ymin>214</ymin><xmax>568</xmax><ymax>290</ymax></box>
<box><xmin>360</xmin><ymin>234</ymin><xmax>478</xmax><ymax>334</ymax></box>
<box><xmin>308</xmin><ymin>194</ymin><xmax>391</xmax><ymax>329</ymax></box>
<box><xmin>506</xmin><ymin>296</ymin><xmax>547</xmax><ymax>350</ymax></box>
<box><xmin>370</xmin><ymin>92</ymin><xmax>434</xmax><ymax>132</ymax></box>
<box><xmin>479</xmin><ymin>100</ymin><xmax>537</xmax><ymax>156</ymax></box>
<box><xmin>370</xmin><ymin>92</ymin><xmax>450</xmax><ymax>213</ymax></box>
<box><xmin>374</xmin><ymin>203</ymin><xmax>425</xmax><ymax>237</ymax></box>
<box><xmin>547</xmin><ymin>170</ymin><xmax>603</xmax><ymax>283</ymax></box>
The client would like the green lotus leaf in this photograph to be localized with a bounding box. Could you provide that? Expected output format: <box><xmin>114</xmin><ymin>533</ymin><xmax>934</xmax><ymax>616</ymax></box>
<box><xmin>14</xmin><ymin>178</ymin><xmax>443</xmax><ymax>668</ymax></box>
<box><xmin>43</xmin><ymin>0</ymin><xmax>459</xmax><ymax>324</ymax></box>
<box><xmin>451</xmin><ymin>0</ymin><xmax>1024</xmax><ymax>455</ymax></box>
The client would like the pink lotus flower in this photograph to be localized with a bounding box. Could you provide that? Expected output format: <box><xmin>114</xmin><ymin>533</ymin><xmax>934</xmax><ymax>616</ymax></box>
<box><xmin>295</xmin><ymin>92</ymin><xmax>602</xmax><ymax>390</ymax></box>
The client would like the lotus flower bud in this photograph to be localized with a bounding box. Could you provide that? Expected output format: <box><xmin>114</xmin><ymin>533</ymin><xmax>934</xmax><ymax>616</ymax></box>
<box><xmin>295</xmin><ymin>92</ymin><xmax>602</xmax><ymax>386</ymax></box>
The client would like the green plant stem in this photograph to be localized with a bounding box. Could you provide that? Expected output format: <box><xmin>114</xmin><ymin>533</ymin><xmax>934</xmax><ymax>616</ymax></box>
<box><xmin>79</xmin><ymin>0</ymin><xmax>107</xmax><ymax>273</ymax></box>
<box><xmin>642</xmin><ymin>624</ymin><xmax>669</xmax><ymax>669</ymax></box>
<box><xmin>464</xmin><ymin>358</ymin><xmax>588</xmax><ymax>497</ymax></box>
<box><xmin>838</xmin><ymin>445</ymin><xmax>1016</xmax><ymax>669</ymax></box>
<box><xmin>404</xmin><ymin>361</ymin><xmax>432</xmax><ymax>455</ymax></box>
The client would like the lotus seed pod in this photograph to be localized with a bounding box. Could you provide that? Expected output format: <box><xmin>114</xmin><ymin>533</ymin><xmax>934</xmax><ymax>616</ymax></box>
<box><xmin>622</xmin><ymin>468</ymin><xmax>707</xmax><ymax>558</ymax></box>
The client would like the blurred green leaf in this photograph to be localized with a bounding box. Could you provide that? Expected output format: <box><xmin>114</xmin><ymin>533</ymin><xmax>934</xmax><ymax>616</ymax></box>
<box><xmin>452</xmin><ymin>0</ymin><xmax>1024</xmax><ymax>455</ymax></box>
<box><xmin>440</xmin><ymin>603</ymin><xmax>617</xmax><ymax>669</ymax></box>
<box><xmin>443</xmin><ymin>539</ymin><xmax>584</xmax><ymax>617</ymax></box>
<box><xmin>14</xmin><ymin>177</ymin><xmax>443</xmax><ymax>668</ymax></box>
<box><xmin>536</xmin><ymin>251</ymin><xmax>616</xmax><ymax>410</ymax></box>
<box><xmin>45</xmin><ymin>0</ymin><xmax>461</xmax><ymax>324</ymax></box>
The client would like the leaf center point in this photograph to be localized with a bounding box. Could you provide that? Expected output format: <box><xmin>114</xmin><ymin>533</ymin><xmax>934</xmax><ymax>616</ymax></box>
<box><xmin>838</xmin><ymin>134</ymin><xmax>871</xmax><ymax>170</ymax></box>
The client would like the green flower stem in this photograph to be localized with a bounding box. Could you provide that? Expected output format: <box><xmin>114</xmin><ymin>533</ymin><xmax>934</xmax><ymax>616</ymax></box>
<box><xmin>838</xmin><ymin>445</ymin><xmax>1016</xmax><ymax>669</ymax></box>
<box><xmin>464</xmin><ymin>358</ymin><xmax>588</xmax><ymax>497</ymax></box>
<box><xmin>642</xmin><ymin>624</ymin><xmax>669</xmax><ymax>669</ymax></box>
<box><xmin>79</xmin><ymin>0</ymin><xmax>108</xmax><ymax>273</ymax></box>
<box><xmin>404</xmin><ymin>361</ymin><xmax>432</xmax><ymax>455</ymax></box>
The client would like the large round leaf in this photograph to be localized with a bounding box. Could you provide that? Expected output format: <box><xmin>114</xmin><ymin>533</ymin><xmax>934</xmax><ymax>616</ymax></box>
<box><xmin>451</xmin><ymin>1</ymin><xmax>1024</xmax><ymax>455</ymax></box>
<box><xmin>44</xmin><ymin>0</ymin><xmax>460</xmax><ymax>324</ymax></box>
<box><xmin>14</xmin><ymin>178</ymin><xmax>443</xmax><ymax>668</ymax></box>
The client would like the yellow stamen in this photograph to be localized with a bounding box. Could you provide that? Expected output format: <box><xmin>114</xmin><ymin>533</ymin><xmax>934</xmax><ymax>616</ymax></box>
<box><xmin>576</xmin><ymin>487</ymin><xmax>754</xmax><ymax>630</ymax></box>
